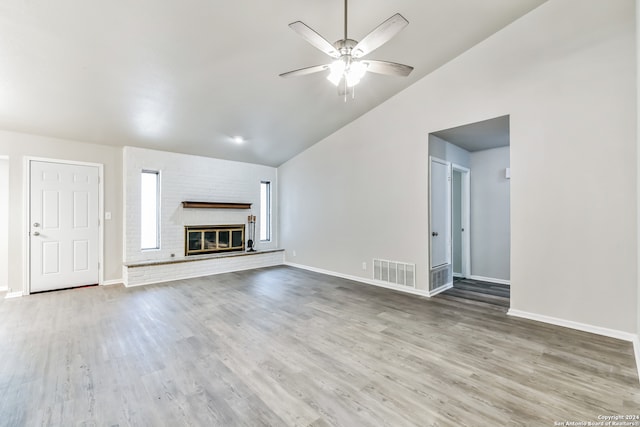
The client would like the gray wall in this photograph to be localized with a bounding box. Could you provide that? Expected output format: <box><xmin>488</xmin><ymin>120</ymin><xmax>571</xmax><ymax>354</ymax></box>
<box><xmin>0</xmin><ymin>158</ymin><xmax>8</xmax><ymax>291</ymax></box>
<box><xmin>279</xmin><ymin>0</ymin><xmax>636</xmax><ymax>333</ymax></box>
<box><xmin>429</xmin><ymin>135</ymin><xmax>471</xmax><ymax>168</ymax></box>
<box><xmin>470</xmin><ymin>147</ymin><xmax>510</xmax><ymax>281</ymax></box>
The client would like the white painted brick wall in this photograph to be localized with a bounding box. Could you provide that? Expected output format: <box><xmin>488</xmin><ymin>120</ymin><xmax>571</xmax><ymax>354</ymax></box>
<box><xmin>123</xmin><ymin>251</ymin><xmax>284</xmax><ymax>287</ymax></box>
<box><xmin>123</xmin><ymin>147</ymin><xmax>278</xmax><ymax>263</ymax></box>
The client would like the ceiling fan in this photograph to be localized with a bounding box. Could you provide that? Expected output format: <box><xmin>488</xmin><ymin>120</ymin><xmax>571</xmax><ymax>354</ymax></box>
<box><xmin>279</xmin><ymin>0</ymin><xmax>414</xmax><ymax>99</ymax></box>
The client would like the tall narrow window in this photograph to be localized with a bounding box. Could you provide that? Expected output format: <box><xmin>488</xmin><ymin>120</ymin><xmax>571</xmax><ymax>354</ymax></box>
<box><xmin>141</xmin><ymin>170</ymin><xmax>160</xmax><ymax>250</ymax></box>
<box><xmin>260</xmin><ymin>181</ymin><xmax>271</xmax><ymax>241</ymax></box>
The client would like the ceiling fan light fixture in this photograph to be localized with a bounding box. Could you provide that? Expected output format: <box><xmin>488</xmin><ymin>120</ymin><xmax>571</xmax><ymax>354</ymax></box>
<box><xmin>345</xmin><ymin>61</ymin><xmax>368</xmax><ymax>87</ymax></box>
<box><xmin>327</xmin><ymin>60</ymin><xmax>346</xmax><ymax>86</ymax></box>
<box><xmin>280</xmin><ymin>0</ymin><xmax>412</xmax><ymax>98</ymax></box>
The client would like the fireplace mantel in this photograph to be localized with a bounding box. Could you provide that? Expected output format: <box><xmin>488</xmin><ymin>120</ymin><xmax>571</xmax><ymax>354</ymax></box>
<box><xmin>181</xmin><ymin>201</ymin><xmax>252</xmax><ymax>209</ymax></box>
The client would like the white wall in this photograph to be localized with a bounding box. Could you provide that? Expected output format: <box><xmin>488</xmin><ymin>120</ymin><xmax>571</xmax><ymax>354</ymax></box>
<box><xmin>123</xmin><ymin>147</ymin><xmax>278</xmax><ymax>263</ymax></box>
<box><xmin>0</xmin><ymin>130</ymin><xmax>123</xmax><ymax>294</ymax></box>
<box><xmin>279</xmin><ymin>0</ymin><xmax>637</xmax><ymax>333</ymax></box>
<box><xmin>470</xmin><ymin>147</ymin><xmax>510</xmax><ymax>281</ymax></box>
<box><xmin>0</xmin><ymin>157</ymin><xmax>8</xmax><ymax>291</ymax></box>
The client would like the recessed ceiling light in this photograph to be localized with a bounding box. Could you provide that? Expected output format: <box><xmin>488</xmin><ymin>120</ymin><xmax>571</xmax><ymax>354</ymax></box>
<box><xmin>233</xmin><ymin>136</ymin><xmax>244</xmax><ymax>144</ymax></box>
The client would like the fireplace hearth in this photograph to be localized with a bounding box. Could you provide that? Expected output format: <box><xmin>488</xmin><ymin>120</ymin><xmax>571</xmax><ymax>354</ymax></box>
<box><xmin>185</xmin><ymin>225</ymin><xmax>245</xmax><ymax>256</ymax></box>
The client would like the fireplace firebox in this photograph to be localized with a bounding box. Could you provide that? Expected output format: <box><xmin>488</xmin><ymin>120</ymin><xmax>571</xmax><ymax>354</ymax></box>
<box><xmin>185</xmin><ymin>225</ymin><xmax>245</xmax><ymax>256</ymax></box>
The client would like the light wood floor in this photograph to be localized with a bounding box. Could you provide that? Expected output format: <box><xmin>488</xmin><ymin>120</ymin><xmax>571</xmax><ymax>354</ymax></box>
<box><xmin>0</xmin><ymin>266</ymin><xmax>638</xmax><ymax>426</ymax></box>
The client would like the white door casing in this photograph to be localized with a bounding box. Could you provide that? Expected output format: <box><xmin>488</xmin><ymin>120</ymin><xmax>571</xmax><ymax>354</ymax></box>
<box><xmin>451</xmin><ymin>164</ymin><xmax>471</xmax><ymax>278</ymax></box>
<box><xmin>30</xmin><ymin>160</ymin><xmax>100</xmax><ymax>292</ymax></box>
<box><xmin>429</xmin><ymin>156</ymin><xmax>451</xmax><ymax>269</ymax></box>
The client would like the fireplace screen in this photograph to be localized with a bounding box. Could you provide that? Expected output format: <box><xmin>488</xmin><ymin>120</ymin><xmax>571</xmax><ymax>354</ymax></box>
<box><xmin>185</xmin><ymin>225</ymin><xmax>244</xmax><ymax>256</ymax></box>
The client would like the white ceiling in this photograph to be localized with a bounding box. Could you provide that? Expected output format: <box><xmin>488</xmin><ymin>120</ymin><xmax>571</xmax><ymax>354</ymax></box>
<box><xmin>0</xmin><ymin>0</ymin><xmax>546</xmax><ymax>167</ymax></box>
<box><xmin>432</xmin><ymin>115</ymin><xmax>510</xmax><ymax>152</ymax></box>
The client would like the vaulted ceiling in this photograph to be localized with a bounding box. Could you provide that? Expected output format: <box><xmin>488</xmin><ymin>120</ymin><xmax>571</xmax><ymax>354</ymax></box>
<box><xmin>0</xmin><ymin>0</ymin><xmax>546</xmax><ymax>166</ymax></box>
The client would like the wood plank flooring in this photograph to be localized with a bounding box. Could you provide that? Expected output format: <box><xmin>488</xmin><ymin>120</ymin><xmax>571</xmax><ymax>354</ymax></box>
<box><xmin>0</xmin><ymin>265</ymin><xmax>638</xmax><ymax>426</ymax></box>
<box><xmin>442</xmin><ymin>278</ymin><xmax>510</xmax><ymax>309</ymax></box>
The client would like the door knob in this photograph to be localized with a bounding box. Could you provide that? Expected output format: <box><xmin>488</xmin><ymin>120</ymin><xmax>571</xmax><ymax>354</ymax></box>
<box><xmin>33</xmin><ymin>231</ymin><xmax>40</xmax><ymax>236</ymax></box>
<box><xmin>33</xmin><ymin>222</ymin><xmax>40</xmax><ymax>227</ymax></box>
<box><xmin>432</xmin><ymin>231</ymin><xmax>438</xmax><ymax>237</ymax></box>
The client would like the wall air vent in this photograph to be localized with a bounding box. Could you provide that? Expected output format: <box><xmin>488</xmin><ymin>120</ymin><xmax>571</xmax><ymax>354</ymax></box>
<box><xmin>373</xmin><ymin>259</ymin><xmax>415</xmax><ymax>288</ymax></box>
<box><xmin>430</xmin><ymin>264</ymin><xmax>452</xmax><ymax>291</ymax></box>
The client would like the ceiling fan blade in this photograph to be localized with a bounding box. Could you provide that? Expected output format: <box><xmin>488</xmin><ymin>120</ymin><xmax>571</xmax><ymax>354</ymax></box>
<box><xmin>352</xmin><ymin>13</ymin><xmax>409</xmax><ymax>58</ymax></box>
<box><xmin>279</xmin><ymin>64</ymin><xmax>330</xmax><ymax>78</ymax></box>
<box><xmin>289</xmin><ymin>21</ymin><xmax>340</xmax><ymax>58</ymax></box>
<box><xmin>362</xmin><ymin>60</ymin><xmax>413</xmax><ymax>77</ymax></box>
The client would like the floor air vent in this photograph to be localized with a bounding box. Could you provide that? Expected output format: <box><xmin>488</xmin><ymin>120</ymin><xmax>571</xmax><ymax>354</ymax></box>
<box><xmin>373</xmin><ymin>259</ymin><xmax>415</xmax><ymax>288</ymax></box>
<box><xmin>430</xmin><ymin>265</ymin><xmax>452</xmax><ymax>291</ymax></box>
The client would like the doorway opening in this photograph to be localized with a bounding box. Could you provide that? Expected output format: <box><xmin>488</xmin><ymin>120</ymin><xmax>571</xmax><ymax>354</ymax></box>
<box><xmin>428</xmin><ymin>115</ymin><xmax>511</xmax><ymax>306</ymax></box>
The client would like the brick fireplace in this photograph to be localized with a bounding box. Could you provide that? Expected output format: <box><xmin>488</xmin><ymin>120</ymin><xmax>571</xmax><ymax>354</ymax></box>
<box><xmin>185</xmin><ymin>224</ymin><xmax>245</xmax><ymax>256</ymax></box>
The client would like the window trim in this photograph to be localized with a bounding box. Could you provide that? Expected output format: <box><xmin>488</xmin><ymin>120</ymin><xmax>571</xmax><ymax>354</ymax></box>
<box><xmin>260</xmin><ymin>180</ymin><xmax>271</xmax><ymax>242</ymax></box>
<box><xmin>141</xmin><ymin>169</ymin><xmax>160</xmax><ymax>250</ymax></box>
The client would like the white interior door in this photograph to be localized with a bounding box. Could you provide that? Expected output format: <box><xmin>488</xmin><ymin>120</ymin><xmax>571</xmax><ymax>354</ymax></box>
<box><xmin>30</xmin><ymin>161</ymin><xmax>99</xmax><ymax>292</ymax></box>
<box><xmin>430</xmin><ymin>156</ymin><xmax>451</xmax><ymax>269</ymax></box>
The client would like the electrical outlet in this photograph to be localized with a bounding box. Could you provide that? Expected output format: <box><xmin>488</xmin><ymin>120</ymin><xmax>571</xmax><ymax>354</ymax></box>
<box><xmin>292</xmin><ymin>250</ymin><xmax>297</xmax><ymax>257</ymax></box>
<box><xmin>362</xmin><ymin>262</ymin><xmax>367</xmax><ymax>270</ymax></box>
<box><xmin>105</xmin><ymin>212</ymin><xmax>112</xmax><ymax>220</ymax></box>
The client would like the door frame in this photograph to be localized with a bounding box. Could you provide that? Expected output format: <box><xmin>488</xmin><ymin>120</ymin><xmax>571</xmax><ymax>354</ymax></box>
<box><xmin>23</xmin><ymin>157</ymin><xmax>104</xmax><ymax>296</ymax></box>
<box><xmin>451</xmin><ymin>163</ymin><xmax>471</xmax><ymax>278</ymax></box>
<box><xmin>428</xmin><ymin>155</ymin><xmax>451</xmax><ymax>270</ymax></box>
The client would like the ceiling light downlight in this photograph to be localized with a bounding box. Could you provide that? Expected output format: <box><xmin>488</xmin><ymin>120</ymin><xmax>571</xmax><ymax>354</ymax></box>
<box><xmin>233</xmin><ymin>136</ymin><xmax>244</xmax><ymax>144</ymax></box>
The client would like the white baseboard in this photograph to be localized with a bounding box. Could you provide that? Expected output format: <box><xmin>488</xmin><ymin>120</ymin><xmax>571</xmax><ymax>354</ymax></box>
<box><xmin>507</xmin><ymin>309</ymin><xmax>637</xmax><ymax>342</ymax></box>
<box><xmin>428</xmin><ymin>283</ymin><xmax>453</xmax><ymax>297</ymax></box>
<box><xmin>468</xmin><ymin>275</ymin><xmax>510</xmax><ymax>286</ymax></box>
<box><xmin>284</xmin><ymin>262</ymin><xmax>432</xmax><ymax>298</ymax></box>
<box><xmin>452</xmin><ymin>273</ymin><xmax>463</xmax><ymax>278</ymax></box>
<box><xmin>5</xmin><ymin>291</ymin><xmax>23</xmax><ymax>299</ymax></box>
<box><xmin>102</xmin><ymin>279</ymin><xmax>123</xmax><ymax>286</ymax></box>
